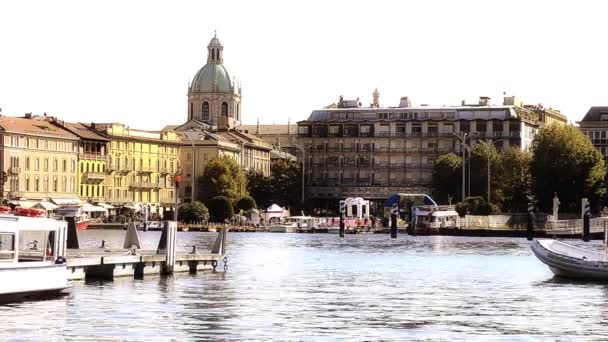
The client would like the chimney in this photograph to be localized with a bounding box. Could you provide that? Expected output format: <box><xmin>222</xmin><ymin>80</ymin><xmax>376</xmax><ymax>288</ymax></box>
<box><xmin>399</xmin><ymin>96</ymin><xmax>411</xmax><ymax>108</ymax></box>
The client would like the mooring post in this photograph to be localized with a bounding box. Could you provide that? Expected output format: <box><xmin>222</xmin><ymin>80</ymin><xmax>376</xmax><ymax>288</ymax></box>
<box><xmin>604</xmin><ymin>219</ymin><xmax>607</xmax><ymax>245</ymax></box>
<box><xmin>123</xmin><ymin>222</ymin><xmax>141</xmax><ymax>249</ymax></box>
<box><xmin>66</xmin><ymin>216</ymin><xmax>79</xmax><ymax>249</ymax></box>
<box><xmin>582</xmin><ymin>198</ymin><xmax>590</xmax><ymax>242</ymax></box>
<box><xmin>164</xmin><ymin>221</ymin><xmax>177</xmax><ymax>274</ymax></box>
<box><xmin>390</xmin><ymin>203</ymin><xmax>398</xmax><ymax>239</ymax></box>
<box><xmin>527</xmin><ymin>196</ymin><xmax>534</xmax><ymax>241</ymax></box>
<box><xmin>339</xmin><ymin>201</ymin><xmax>345</xmax><ymax>238</ymax></box>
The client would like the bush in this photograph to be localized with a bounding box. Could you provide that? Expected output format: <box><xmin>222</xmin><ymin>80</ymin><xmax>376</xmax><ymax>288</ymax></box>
<box><xmin>209</xmin><ymin>196</ymin><xmax>234</xmax><ymax>223</ymax></box>
<box><xmin>178</xmin><ymin>201</ymin><xmax>209</xmax><ymax>223</ymax></box>
<box><xmin>455</xmin><ymin>196</ymin><xmax>501</xmax><ymax>216</ymax></box>
<box><xmin>236</xmin><ymin>196</ymin><xmax>257</xmax><ymax>212</ymax></box>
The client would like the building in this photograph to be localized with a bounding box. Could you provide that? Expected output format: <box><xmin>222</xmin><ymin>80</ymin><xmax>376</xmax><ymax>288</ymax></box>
<box><xmin>239</xmin><ymin>122</ymin><xmax>298</xmax><ymax>154</ymax></box>
<box><xmin>169</xmin><ymin>120</ymin><xmax>271</xmax><ymax>202</ymax></box>
<box><xmin>0</xmin><ymin>114</ymin><xmax>80</xmax><ymax>205</ymax></box>
<box><xmin>86</xmin><ymin>122</ymin><xmax>181</xmax><ymax>217</ymax></box>
<box><xmin>297</xmin><ymin>93</ymin><xmax>567</xmax><ymax>215</ymax></box>
<box><xmin>578</xmin><ymin>106</ymin><xmax>608</xmax><ymax>161</ymax></box>
<box><xmin>187</xmin><ymin>34</ymin><xmax>241</xmax><ymax>129</ymax></box>
<box><xmin>48</xmin><ymin>119</ymin><xmax>109</xmax><ymax>203</ymax></box>
<box><xmin>165</xmin><ymin>33</ymin><xmax>272</xmax><ymax>202</ymax></box>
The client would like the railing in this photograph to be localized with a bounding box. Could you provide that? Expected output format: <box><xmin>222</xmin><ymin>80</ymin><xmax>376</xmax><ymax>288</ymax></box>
<box><xmin>10</xmin><ymin>166</ymin><xmax>20</xmax><ymax>174</ymax></box>
<box><xmin>9</xmin><ymin>191</ymin><xmax>23</xmax><ymax>198</ymax></box>
<box><xmin>374</xmin><ymin>147</ymin><xmax>390</xmax><ymax>152</ymax></box>
<box><xmin>342</xmin><ymin>147</ymin><xmax>356</xmax><ymax>152</ymax></box>
<box><xmin>82</xmin><ymin>153</ymin><xmax>106</xmax><ymax>161</ymax></box>
<box><xmin>85</xmin><ymin>172</ymin><xmax>106</xmax><ymax>180</ymax></box>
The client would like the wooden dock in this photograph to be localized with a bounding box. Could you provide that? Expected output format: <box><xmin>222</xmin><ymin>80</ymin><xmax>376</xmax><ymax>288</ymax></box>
<box><xmin>64</xmin><ymin>221</ymin><xmax>227</xmax><ymax>281</ymax></box>
<box><xmin>66</xmin><ymin>249</ymin><xmax>224</xmax><ymax>281</ymax></box>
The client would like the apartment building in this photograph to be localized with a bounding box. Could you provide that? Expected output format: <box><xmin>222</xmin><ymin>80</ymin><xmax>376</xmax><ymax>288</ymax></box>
<box><xmin>297</xmin><ymin>95</ymin><xmax>567</xmax><ymax>214</ymax></box>
<box><xmin>0</xmin><ymin>115</ymin><xmax>79</xmax><ymax>203</ymax></box>
<box><xmin>578</xmin><ymin>106</ymin><xmax>608</xmax><ymax>162</ymax></box>
<box><xmin>87</xmin><ymin>122</ymin><xmax>181</xmax><ymax>216</ymax></box>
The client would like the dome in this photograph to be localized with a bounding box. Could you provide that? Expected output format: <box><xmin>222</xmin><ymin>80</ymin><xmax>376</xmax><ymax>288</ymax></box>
<box><xmin>190</xmin><ymin>63</ymin><xmax>234</xmax><ymax>93</ymax></box>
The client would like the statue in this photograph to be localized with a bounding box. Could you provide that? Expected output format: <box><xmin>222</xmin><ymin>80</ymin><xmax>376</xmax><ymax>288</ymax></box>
<box><xmin>552</xmin><ymin>193</ymin><xmax>560</xmax><ymax>221</ymax></box>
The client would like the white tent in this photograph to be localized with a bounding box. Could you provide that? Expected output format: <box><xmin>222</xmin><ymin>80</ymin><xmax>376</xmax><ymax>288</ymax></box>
<box><xmin>82</xmin><ymin>202</ymin><xmax>108</xmax><ymax>214</ymax></box>
<box><xmin>263</xmin><ymin>204</ymin><xmax>289</xmax><ymax>223</ymax></box>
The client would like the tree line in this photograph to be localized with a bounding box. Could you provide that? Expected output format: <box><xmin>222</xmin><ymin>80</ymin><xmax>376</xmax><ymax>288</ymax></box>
<box><xmin>432</xmin><ymin>124</ymin><xmax>606</xmax><ymax>214</ymax></box>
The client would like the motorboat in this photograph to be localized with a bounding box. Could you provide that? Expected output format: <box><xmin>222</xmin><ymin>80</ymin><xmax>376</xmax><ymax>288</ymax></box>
<box><xmin>412</xmin><ymin>206</ymin><xmax>460</xmax><ymax>234</ymax></box>
<box><xmin>54</xmin><ymin>205</ymin><xmax>90</xmax><ymax>230</ymax></box>
<box><xmin>0</xmin><ymin>212</ymin><xmax>69</xmax><ymax>302</ymax></box>
<box><xmin>531</xmin><ymin>239</ymin><xmax>608</xmax><ymax>281</ymax></box>
<box><xmin>269</xmin><ymin>216</ymin><xmax>315</xmax><ymax>233</ymax></box>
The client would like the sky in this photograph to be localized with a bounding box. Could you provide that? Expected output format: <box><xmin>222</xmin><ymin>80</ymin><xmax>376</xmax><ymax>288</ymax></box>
<box><xmin>0</xmin><ymin>0</ymin><xmax>606</xmax><ymax>130</ymax></box>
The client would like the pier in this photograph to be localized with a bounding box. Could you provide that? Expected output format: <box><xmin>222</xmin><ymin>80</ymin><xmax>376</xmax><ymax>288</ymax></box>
<box><xmin>65</xmin><ymin>219</ymin><xmax>227</xmax><ymax>281</ymax></box>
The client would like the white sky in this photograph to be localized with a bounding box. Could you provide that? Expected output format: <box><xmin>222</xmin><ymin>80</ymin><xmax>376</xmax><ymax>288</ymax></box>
<box><xmin>0</xmin><ymin>0</ymin><xmax>606</xmax><ymax>130</ymax></box>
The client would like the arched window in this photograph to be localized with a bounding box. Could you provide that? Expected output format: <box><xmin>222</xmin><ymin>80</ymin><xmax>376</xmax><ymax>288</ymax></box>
<box><xmin>212</xmin><ymin>49</ymin><xmax>216</xmax><ymax>61</ymax></box>
<box><xmin>202</xmin><ymin>102</ymin><xmax>210</xmax><ymax>121</ymax></box>
<box><xmin>189</xmin><ymin>102</ymin><xmax>193</xmax><ymax>120</ymax></box>
<box><xmin>236</xmin><ymin>103</ymin><xmax>240</xmax><ymax>121</ymax></box>
<box><xmin>221</xmin><ymin>102</ymin><xmax>228</xmax><ymax>117</ymax></box>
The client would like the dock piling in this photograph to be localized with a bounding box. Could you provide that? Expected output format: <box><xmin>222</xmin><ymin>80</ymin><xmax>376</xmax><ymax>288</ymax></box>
<box><xmin>66</xmin><ymin>217</ymin><xmax>79</xmax><ymax>249</ymax></box>
<box><xmin>339</xmin><ymin>213</ymin><xmax>345</xmax><ymax>238</ymax></box>
<box><xmin>390</xmin><ymin>203</ymin><xmax>398</xmax><ymax>238</ymax></box>
<box><xmin>582</xmin><ymin>198</ymin><xmax>590</xmax><ymax>242</ymax></box>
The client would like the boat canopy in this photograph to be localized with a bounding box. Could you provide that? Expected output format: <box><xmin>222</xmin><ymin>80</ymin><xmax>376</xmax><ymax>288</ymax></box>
<box><xmin>383</xmin><ymin>193</ymin><xmax>437</xmax><ymax>208</ymax></box>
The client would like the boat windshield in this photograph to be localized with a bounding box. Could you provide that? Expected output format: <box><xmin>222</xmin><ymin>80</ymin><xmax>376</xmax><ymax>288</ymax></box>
<box><xmin>18</xmin><ymin>230</ymin><xmax>56</xmax><ymax>262</ymax></box>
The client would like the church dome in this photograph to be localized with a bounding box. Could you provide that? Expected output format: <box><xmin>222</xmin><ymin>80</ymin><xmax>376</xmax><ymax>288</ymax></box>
<box><xmin>190</xmin><ymin>63</ymin><xmax>234</xmax><ymax>93</ymax></box>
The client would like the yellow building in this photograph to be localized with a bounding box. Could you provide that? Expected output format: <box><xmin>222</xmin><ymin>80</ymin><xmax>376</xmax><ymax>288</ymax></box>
<box><xmin>49</xmin><ymin>120</ymin><xmax>109</xmax><ymax>203</ymax></box>
<box><xmin>87</xmin><ymin>122</ymin><xmax>181</xmax><ymax>217</ymax></box>
<box><xmin>0</xmin><ymin>114</ymin><xmax>79</xmax><ymax>204</ymax></box>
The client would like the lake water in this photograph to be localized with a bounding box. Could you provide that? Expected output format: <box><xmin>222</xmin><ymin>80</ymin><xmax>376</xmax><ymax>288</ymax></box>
<box><xmin>1</xmin><ymin>231</ymin><xmax>608</xmax><ymax>341</ymax></box>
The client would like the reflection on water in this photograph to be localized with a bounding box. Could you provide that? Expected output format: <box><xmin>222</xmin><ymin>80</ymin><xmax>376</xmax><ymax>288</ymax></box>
<box><xmin>1</xmin><ymin>232</ymin><xmax>608</xmax><ymax>341</ymax></box>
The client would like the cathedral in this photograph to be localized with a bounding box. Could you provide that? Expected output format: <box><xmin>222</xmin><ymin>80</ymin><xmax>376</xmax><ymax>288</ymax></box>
<box><xmin>187</xmin><ymin>33</ymin><xmax>241</xmax><ymax>129</ymax></box>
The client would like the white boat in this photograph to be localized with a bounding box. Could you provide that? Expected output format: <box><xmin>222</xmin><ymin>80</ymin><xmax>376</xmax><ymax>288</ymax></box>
<box><xmin>0</xmin><ymin>214</ymin><xmax>69</xmax><ymax>302</ymax></box>
<box><xmin>531</xmin><ymin>239</ymin><xmax>608</xmax><ymax>281</ymax></box>
<box><xmin>414</xmin><ymin>206</ymin><xmax>460</xmax><ymax>230</ymax></box>
<box><xmin>269</xmin><ymin>216</ymin><xmax>315</xmax><ymax>233</ymax></box>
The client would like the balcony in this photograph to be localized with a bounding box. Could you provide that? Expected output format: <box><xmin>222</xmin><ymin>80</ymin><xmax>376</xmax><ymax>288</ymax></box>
<box><xmin>82</xmin><ymin>153</ymin><xmax>106</xmax><ymax>161</ymax></box>
<box><xmin>107</xmin><ymin>197</ymin><xmax>132</xmax><ymax>203</ymax></box>
<box><xmin>374</xmin><ymin>147</ymin><xmax>390</xmax><ymax>152</ymax></box>
<box><xmin>357</xmin><ymin>161</ymin><xmax>372</xmax><ymax>167</ymax></box>
<box><xmin>327</xmin><ymin>147</ymin><xmax>341</xmax><ymax>152</ymax></box>
<box><xmin>359</xmin><ymin>146</ymin><xmax>373</xmax><ymax>152</ymax></box>
<box><xmin>359</xmin><ymin>132</ymin><xmax>372</xmax><ymax>137</ymax></box>
<box><xmin>342</xmin><ymin>162</ymin><xmax>356</xmax><ymax>168</ymax></box>
<box><xmin>312</xmin><ymin>162</ymin><xmax>325</xmax><ymax>167</ymax></box>
<box><xmin>342</xmin><ymin>147</ymin><xmax>356</xmax><ymax>152</ymax></box>
<box><xmin>10</xmin><ymin>166</ymin><xmax>20</xmax><ymax>174</ymax></box>
<box><xmin>160</xmin><ymin>167</ymin><xmax>172</xmax><ymax>174</ymax></box>
<box><xmin>376</xmin><ymin>132</ymin><xmax>390</xmax><ymax>137</ymax></box>
<box><xmin>85</xmin><ymin>172</ymin><xmax>105</xmax><ymax>181</ymax></box>
<box><xmin>9</xmin><ymin>191</ymin><xmax>23</xmax><ymax>198</ymax></box>
<box><xmin>137</xmin><ymin>167</ymin><xmax>154</xmax><ymax>174</ymax></box>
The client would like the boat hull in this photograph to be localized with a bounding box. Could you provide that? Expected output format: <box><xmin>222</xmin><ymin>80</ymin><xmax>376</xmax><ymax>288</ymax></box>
<box><xmin>531</xmin><ymin>239</ymin><xmax>608</xmax><ymax>281</ymax></box>
<box><xmin>0</xmin><ymin>263</ymin><xmax>68</xmax><ymax>301</ymax></box>
<box><xmin>77</xmin><ymin>219</ymin><xmax>90</xmax><ymax>230</ymax></box>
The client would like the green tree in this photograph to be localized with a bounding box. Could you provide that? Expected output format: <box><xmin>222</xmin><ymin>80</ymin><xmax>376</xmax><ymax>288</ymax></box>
<box><xmin>197</xmin><ymin>156</ymin><xmax>248</xmax><ymax>205</ymax></box>
<box><xmin>431</xmin><ymin>153</ymin><xmax>463</xmax><ymax>203</ymax></box>
<box><xmin>246</xmin><ymin>158</ymin><xmax>302</xmax><ymax>211</ymax></box>
<box><xmin>208</xmin><ymin>196</ymin><xmax>234</xmax><ymax>222</ymax></box>
<box><xmin>469</xmin><ymin>141</ymin><xmax>501</xmax><ymax>203</ymax></box>
<box><xmin>531</xmin><ymin>124</ymin><xmax>606</xmax><ymax>212</ymax></box>
<box><xmin>494</xmin><ymin>147</ymin><xmax>532</xmax><ymax>212</ymax></box>
<box><xmin>178</xmin><ymin>201</ymin><xmax>209</xmax><ymax>223</ymax></box>
<box><xmin>236</xmin><ymin>196</ymin><xmax>257</xmax><ymax>211</ymax></box>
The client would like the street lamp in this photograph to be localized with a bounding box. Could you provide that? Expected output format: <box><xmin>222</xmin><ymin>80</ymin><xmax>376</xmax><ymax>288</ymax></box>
<box><xmin>295</xmin><ymin>143</ymin><xmax>312</xmax><ymax>204</ymax></box>
<box><xmin>178</xmin><ymin>131</ymin><xmax>205</xmax><ymax>202</ymax></box>
<box><xmin>485</xmin><ymin>139</ymin><xmax>494</xmax><ymax>204</ymax></box>
<box><xmin>452</xmin><ymin>132</ymin><xmax>469</xmax><ymax>203</ymax></box>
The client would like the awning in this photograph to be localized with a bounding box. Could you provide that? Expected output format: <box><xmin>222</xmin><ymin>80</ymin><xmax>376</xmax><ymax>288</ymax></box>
<box><xmin>51</xmin><ymin>198</ymin><xmax>81</xmax><ymax>206</ymax></box>
<box><xmin>96</xmin><ymin>203</ymin><xmax>115</xmax><ymax>209</ymax></box>
<box><xmin>266</xmin><ymin>204</ymin><xmax>283</xmax><ymax>213</ymax></box>
<box><xmin>9</xmin><ymin>200</ymin><xmax>38</xmax><ymax>208</ymax></box>
<box><xmin>82</xmin><ymin>202</ymin><xmax>108</xmax><ymax>213</ymax></box>
<box><xmin>32</xmin><ymin>201</ymin><xmax>59</xmax><ymax>211</ymax></box>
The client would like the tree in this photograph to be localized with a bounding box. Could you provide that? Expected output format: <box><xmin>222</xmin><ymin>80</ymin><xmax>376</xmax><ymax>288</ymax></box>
<box><xmin>469</xmin><ymin>141</ymin><xmax>501</xmax><ymax>203</ymax></box>
<box><xmin>246</xmin><ymin>158</ymin><xmax>302</xmax><ymax>211</ymax></box>
<box><xmin>531</xmin><ymin>124</ymin><xmax>606</xmax><ymax>212</ymax></box>
<box><xmin>236</xmin><ymin>196</ymin><xmax>257</xmax><ymax>211</ymax></box>
<box><xmin>178</xmin><ymin>201</ymin><xmax>209</xmax><ymax>223</ymax></box>
<box><xmin>494</xmin><ymin>147</ymin><xmax>532</xmax><ymax>212</ymax></box>
<box><xmin>197</xmin><ymin>155</ymin><xmax>248</xmax><ymax>205</ymax></box>
<box><xmin>431</xmin><ymin>153</ymin><xmax>463</xmax><ymax>203</ymax></box>
<box><xmin>208</xmin><ymin>196</ymin><xmax>234</xmax><ymax>222</ymax></box>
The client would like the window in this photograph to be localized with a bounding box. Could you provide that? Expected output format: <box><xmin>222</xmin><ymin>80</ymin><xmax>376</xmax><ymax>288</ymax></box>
<box><xmin>221</xmin><ymin>102</ymin><xmax>228</xmax><ymax>117</ymax></box>
<box><xmin>25</xmin><ymin>157</ymin><xmax>30</xmax><ymax>171</ymax></box>
<box><xmin>44</xmin><ymin>158</ymin><xmax>49</xmax><ymax>172</ymax></box>
<box><xmin>53</xmin><ymin>158</ymin><xmax>58</xmax><ymax>171</ymax></box>
<box><xmin>62</xmin><ymin>159</ymin><xmax>67</xmax><ymax>172</ymax></box>
<box><xmin>44</xmin><ymin>176</ymin><xmax>49</xmax><ymax>192</ymax></box>
<box><xmin>0</xmin><ymin>234</ymin><xmax>15</xmax><ymax>260</ymax></box>
<box><xmin>34</xmin><ymin>175</ymin><xmax>39</xmax><ymax>192</ymax></box>
<box><xmin>35</xmin><ymin>158</ymin><xmax>39</xmax><ymax>171</ymax></box>
<box><xmin>71</xmin><ymin>160</ymin><xmax>76</xmax><ymax>173</ymax></box>
<box><xmin>298</xmin><ymin>126</ymin><xmax>309</xmax><ymax>135</ymax></box>
<box><xmin>202</xmin><ymin>102</ymin><xmax>210</xmax><ymax>121</ymax></box>
<box><xmin>25</xmin><ymin>175</ymin><xmax>30</xmax><ymax>191</ymax></box>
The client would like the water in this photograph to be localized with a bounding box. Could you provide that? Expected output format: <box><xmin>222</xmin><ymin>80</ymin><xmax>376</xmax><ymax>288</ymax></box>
<box><xmin>2</xmin><ymin>231</ymin><xmax>608</xmax><ymax>341</ymax></box>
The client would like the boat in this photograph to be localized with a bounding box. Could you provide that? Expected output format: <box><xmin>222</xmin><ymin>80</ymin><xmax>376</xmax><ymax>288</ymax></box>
<box><xmin>531</xmin><ymin>239</ymin><xmax>608</xmax><ymax>280</ymax></box>
<box><xmin>269</xmin><ymin>216</ymin><xmax>315</xmax><ymax>233</ymax></box>
<box><xmin>412</xmin><ymin>205</ymin><xmax>460</xmax><ymax>233</ymax></box>
<box><xmin>54</xmin><ymin>205</ymin><xmax>90</xmax><ymax>230</ymax></box>
<box><xmin>0</xmin><ymin>212</ymin><xmax>69</xmax><ymax>302</ymax></box>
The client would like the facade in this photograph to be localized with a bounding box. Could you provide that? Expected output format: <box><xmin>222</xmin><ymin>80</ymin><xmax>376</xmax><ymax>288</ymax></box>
<box><xmin>49</xmin><ymin>119</ymin><xmax>109</xmax><ymax>203</ymax></box>
<box><xmin>239</xmin><ymin>123</ymin><xmax>298</xmax><ymax>154</ymax></box>
<box><xmin>0</xmin><ymin>115</ymin><xmax>79</xmax><ymax>203</ymax></box>
<box><xmin>578</xmin><ymin>106</ymin><xmax>608</xmax><ymax>161</ymax></box>
<box><xmin>188</xmin><ymin>34</ymin><xmax>241</xmax><ymax>129</ymax></box>
<box><xmin>87</xmin><ymin>123</ymin><xmax>181</xmax><ymax>216</ymax></box>
<box><xmin>170</xmin><ymin>120</ymin><xmax>272</xmax><ymax>202</ymax></box>
<box><xmin>297</xmin><ymin>94</ymin><xmax>566</xmax><ymax>215</ymax></box>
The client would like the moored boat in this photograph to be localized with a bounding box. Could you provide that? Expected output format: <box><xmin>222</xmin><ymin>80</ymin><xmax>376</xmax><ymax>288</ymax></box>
<box><xmin>531</xmin><ymin>239</ymin><xmax>608</xmax><ymax>281</ymax></box>
<box><xmin>0</xmin><ymin>212</ymin><xmax>69</xmax><ymax>302</ymax></box>
<box><xmin>54</xmin><ymin>205</ymin><xmax>90</xmax><ymax>230</ymax></box>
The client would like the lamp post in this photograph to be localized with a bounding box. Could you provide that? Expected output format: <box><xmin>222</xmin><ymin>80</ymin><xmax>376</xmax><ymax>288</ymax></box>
<box><xmin>178</xmin><ymin>131</ymin><xmax>205</xmax><ymax>202</ymax></box>
<box><xmin>486</xmin><ymin>139</ymin><xmax>494</xmax><ymax>204</ymax></box>
<box><xmin>452</xmin><ymin>132</ymin><xmax>469</xmax><ymax>203</ymax></box>
<box><xmin>295</xmin><ymin>143</ymin><xmax>312</xmax><ymax>204</ymax></box>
